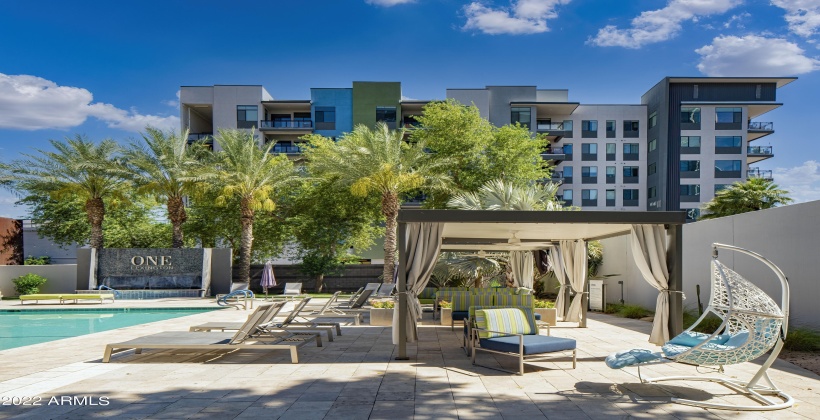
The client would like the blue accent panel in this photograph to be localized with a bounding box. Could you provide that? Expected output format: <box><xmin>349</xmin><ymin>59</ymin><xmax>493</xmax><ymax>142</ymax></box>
<box><xmin>311</xmin><ymin>88</ymin><xmax>353</xmax><ymax>138</ymax></box>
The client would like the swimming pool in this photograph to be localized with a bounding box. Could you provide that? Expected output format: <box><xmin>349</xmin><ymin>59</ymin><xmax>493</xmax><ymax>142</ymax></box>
<box><xmin>0</xmin><ymin>308</ymin><xmax>218</xmax><ymax>351</ymax></box>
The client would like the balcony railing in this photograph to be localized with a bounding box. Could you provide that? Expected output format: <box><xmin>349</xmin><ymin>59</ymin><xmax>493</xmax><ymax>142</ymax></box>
<box><xmin>747</xmin><ymin>168</ymin><xmax>773</xmax><ymax>180</ymax></box>
<box><xmin>187</xmin><ymin>133</ymin><xmax>213</xmax><ymax>142</ymax></box>
<box><xmin>271</xmin><ymin>145</ymin><xmax>302</xmax><ymax>155</ymax></box>
<box><xmin>541</xmin><ymin>147</ymin><xmax>565</xmax><ymax>155</ymax></box>
<box><xmin>748</xmin><ymin>121</ymin><xmax>773</xmax><ymax>131</ymax></box>
<box><xmin>536</xmin><ymin>122</ymin><xmax>567</xmax><ymax>131</ymax></box>
<box><xmin>260</xmin><ymin>120</ymin><xmax>313</xmax><ymax>129</ymax></box>
<box><xmin>748</xmin><ymin>145</ymin><xmax>773</xmax><ymax>155</ymax></box>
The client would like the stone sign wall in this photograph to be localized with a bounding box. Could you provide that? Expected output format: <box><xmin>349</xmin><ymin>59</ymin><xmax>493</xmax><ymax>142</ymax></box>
<box><xmin>96</xmin><ymin>248</ymin><xmax>205</xmax><ymax>290</ymax></box>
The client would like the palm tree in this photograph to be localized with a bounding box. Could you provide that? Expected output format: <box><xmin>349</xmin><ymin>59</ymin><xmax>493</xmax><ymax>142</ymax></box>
<box><xmin>304</xmin><ymin>123</ymin><xmax>449</xmax><ymax>283</ymax></box>
<box><xmin>124</xmin><ymin>127</ymin><xmax>205</xmax><ymax>248</ymax></box>
<box><xmin>209</xmin><ymin>129</ymin><xmax>298</xmax><ymax>284</ymax></box>
<box><xmin>700</xmin><ymin>178</ymin><xmax>792</xmax><ymax>220</ymax></box>
<box><xmin>5</xmin><ymin>136</ymin><xmax>126</xmax><ymax>248</ymax></box>
<box><xmin>448</xmin><ymin>179</ymin><xmax>563</xmax><ymax>211</ymax></box>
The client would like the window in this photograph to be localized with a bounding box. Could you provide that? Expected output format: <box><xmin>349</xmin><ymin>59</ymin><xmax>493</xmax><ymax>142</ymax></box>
<box><xmin>582</xmin><ymin>120</ymin><xmax>598</xmax><ymax>131</ymax></box>
<box><xmin>623</xmin><ymin>189</ymin><xmax>639</xmax><ymax>200</ymax></box>
<box><xmin>680</xmin><ymin>184</ymin><xmax>701</xmax><ymax>196</ymax></box>
<box><xmin>716</xmin><ymin>107</ymin><xmax>742</xmax><ymax>123</ymax></box>
<box><xmin>680</xmin><ymin>160</ymin><xmax>700</xmax><ymax>172</ymax></box>
<box><xmin>715</xmin><ymin>160</ymin><xmax>742</xmax><ymax>172</ymax></box>
<box><xmin>563</xmin><ymin>143</ymin><xmax>573</xmax><ymax>155</ymax></box>
<box><xmin>581</xmin><ymin>143</ymin><xmax>598</xmax><ymax>154</ymax></box>
<box><xmin>606</xmin><ymin>166</ymin><xmax>615</xmax><ymax>183</ymax></box>
<box><xmin>680</xmin><ymin>107</ymin><xmax>701</xmax><ymax>124</ymax></box>
<box><xmin>606</xmin><ymin>143</ymin><xmax>616</xmax><ymax>154</ymax></box>
<box><xmin>606</xmin><ymin>189</ymin><xmax>616</xmax><ymax>201</ymax></box>
<box><xmin>562</xmin><ymin>190</ymin><xmax>573</xmax><ymax>200</ymax></box>
<box><xmin>237</xmin><ymin>105</ymin><xmax>258</xmax><ymax>129</ymax></box>
<box><xmin>648</xmin><ymin>186</ymin><xmax>657</xmax><ymax>199</ymax></box>
<box><xmin>681</xmin><ymin>136</ymin><xmax>701</xmax><ymax>147</ymax></box>
<box><xmin>649</xmin><ymin>139</ymin><xmax>657</xmax><ymax>152</ymax></box>
<box><xmin>623</xmin><ymin>120</ymin><xmax>639</xmax><ymax>132</ymax></box>
<box><xmin>715</xmin><ymin>184</ymin><xmax>730</xmax><ymax>194</ymax></box>
<box><xmin>648</xmin><ymin>162</ymin><xmax>657</xmax><ymax>175</ymax></box>
<box><xmin>376</xmin><ymin>107</ymin><xmax>397</xmax><ymax>123</ymax></box>
<box><xmin>606</xmin><ymin>120</ymin><xmax>616</xmax><ymax>136</ymax></box>
<box><xmin>686</xmin><ymin>208</ymin><xmax>700</xmax><ymax>221</ymax></box>
<box><xmin>582</xmin><ymin>189</ymin><xmax>598</xmax><ymax>200</ymax></box>
<box><xmin>649</xmin><ymin>112</ymin><xmax>657</xmax><ymax>128</ymax></box>
<box><xmin>315</xmin><ymin>107</ymin><xmax>335</xmax><ymax>123</ymax></box>
<box><xmin>562</xmin><ymin>120</ymin><xmax>573</xmax><ymax>133</ymax></box>
<box><xmin>715</xmin><ymin>136</ymin><xmax>742</xmax><ymax>148</ymax></box>
<box><xmin>582</xmin><ymin>166</ymin><xmax>598</xmax><ymax>177</ymax></box>
<box><xmin>623</xmin><ymin>144</ymin><xmax>639</xmax><ymax>159</ymax></box>
<box><xmin>511</xmin><ymin>107</ymin><xmax>531</xmax><ymax>128</ymax></box>
<box><xmin>563</xmin><ymin>166</ymin><xmax>573</xmax><ymax>178</ymax></box>
<box><xmin>623</xmin><ymin>166</ymin><xmax>639</xmax><ymax>177</ymax></box>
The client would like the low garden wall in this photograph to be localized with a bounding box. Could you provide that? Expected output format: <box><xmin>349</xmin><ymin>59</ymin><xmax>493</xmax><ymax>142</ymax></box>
<box><xmin>0</xmin><ymin>264</ymin><xmax>77</xmax><ymax>297</ymax></box>
<box><xmin>234</xmin><ymin>264</ymin><xmax>384</xmax><ymax>293</ymax></box>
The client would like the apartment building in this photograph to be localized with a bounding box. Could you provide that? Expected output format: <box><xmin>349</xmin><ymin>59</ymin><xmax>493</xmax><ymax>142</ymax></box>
<box><xmin>180</xmin><ymin>77</ymin><xmax>793</xmax><ymax>219</ymax></box>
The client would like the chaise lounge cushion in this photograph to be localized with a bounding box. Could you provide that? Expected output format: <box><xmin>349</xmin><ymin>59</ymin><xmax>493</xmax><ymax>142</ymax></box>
<box><xmin>605</xmin><ymin>349</ymin><xmax>662</xmax><ymax>369</ymax></box>
<box><xmin>668</xmin><ymin>331</ymin><xmax>731</xmax><ymax>347</ymax></box>
<box><xmin>479</xmin><ymin>335</ymin><xmax>576</xmax><ymax>356</ymax></box>
<box><xmin>475</xmin><ymin>308</ymin><xmax>533</xmax><ymax>338</ymax></box>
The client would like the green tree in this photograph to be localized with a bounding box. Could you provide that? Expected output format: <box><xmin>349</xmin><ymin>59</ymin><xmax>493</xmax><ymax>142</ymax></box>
<box><xmin>124</xmin><ymin>127</ymin><xmax>206</xmax><ymax>248</ymax></box>
<box><xmin>207</xmin><ymin>129</ymin><xmax>298</xmax><ymax>284</ymax></box>
<box><xmin>303</xmin><ymin>123</ymin><xmax>449</xmax><ymax>283</ymax></box>
<box><xmin>5</xmin><ymin>136</ymin><xmax>127</xmax><ymax>248</ymax></box>
<box><xmin>448</xmin><ymin>179</ymin><xmax>563</xmax><ymax>211</ymax></box>
<box><xmin>287</xmin><ymin>179</ymin><xmax>381</xmax><ymax>292</ymax></box>
<box><xmin>700</xmin><ymin>178</ymin><xmax>792</xmax><ymax>220</ymax></box>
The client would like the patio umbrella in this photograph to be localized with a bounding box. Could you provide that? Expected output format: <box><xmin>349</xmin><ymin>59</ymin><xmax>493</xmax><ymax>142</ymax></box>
<box><xmin>261</xmin><ymin>262</ymin><xmax>276</xmax><ymax>298</ymax></box>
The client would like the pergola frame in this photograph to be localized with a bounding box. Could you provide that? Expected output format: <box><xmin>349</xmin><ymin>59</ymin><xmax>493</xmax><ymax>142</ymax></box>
<box><xmin>395</xmin><ymin>209</ymin><xmax>687</xmax><ymax>360</ymax></box>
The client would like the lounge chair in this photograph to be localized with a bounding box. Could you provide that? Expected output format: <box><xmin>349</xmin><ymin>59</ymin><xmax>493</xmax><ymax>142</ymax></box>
<box><xmin>190</xmin><ymin>301</ymin><xmax>334</xmax><ymax>343</ymax></box>
<box><xmin>103</xmin><ymin>304</ymin><xmax>318</xmax><ymax>364</ymax></box>
<box><xmin>374</xmin><ymin>283</ymin><xmax>395</xmax><ymax>298</ymax></box>
<box><xmin>297</xmin><ymin>291</ymin><xmax>372</xmax><ymax>326</ymax></box>
<box><xmin>20</xmin><ymin>293</ymin><xmax>115</xmax><ymax>304</ymax></box>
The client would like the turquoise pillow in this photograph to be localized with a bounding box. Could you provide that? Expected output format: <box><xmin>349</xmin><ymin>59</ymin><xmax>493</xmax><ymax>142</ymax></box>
<box><xmin>668</xmin><ymin>331</ymin><xmax>731</xmax><ymax>347</ymax></box>
<box><xmin>605</xmin><ymin>349</ymin><xmax>662</xmax><ymax>369</ymax></box>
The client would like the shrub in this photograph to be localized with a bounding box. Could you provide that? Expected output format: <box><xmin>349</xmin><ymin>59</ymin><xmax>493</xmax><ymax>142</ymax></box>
<box><xmin>24</xmin><ymin>255</ymin><xmax>51</xmax><ymax>265</ymax></box>
<box><xmin>12</xmin><ymin>273</ymin><xmax>48</xmax><ymax>295</ymax></box>
<box><xmin>370</xmin><ymin>300</ymin><xmax>395</xmax><ymax>309</ymax></box>
<box><xmin>619</xmin><ymin>304</ymin><xmax>652</xmax><ymax>319</ymax></box>
<box><xmin>784</xmin><ymin>328</ymin><xmax>820</xmax><ymax>352</ymax></box>
<box><xmin>534</xmin><ymin>299</ymin><xmax>555</xmax><ymax>309</ymax></box>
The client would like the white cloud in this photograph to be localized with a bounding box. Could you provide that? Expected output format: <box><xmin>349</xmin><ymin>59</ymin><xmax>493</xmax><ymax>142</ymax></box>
<box><xmin>695</xmin><ymin>35</ymin><xmax>820</xmax><ymax>76</ymax></box>
<box><xmin>463</xmin><ymin>0</ymin><xmax>571</xmax><ymax>35</ymax></box>
<box><xmin>365</xmin><ymin>0</ymin><xmax>414</xmax><ymax>6</ymax></box>
<box><xmin>588</xmin><ymin>0</ymin><xmax>742</xmax><ymax>48</ymax></box>
<box><xmin>0</xmin><ymin>73</ymin><xmax>179</xmax><ymax>132</ymax></box>
<box><xmin>163</xmin><ymin>90</ymin><xmax>181</xmax><ymax>108</ymax></box>
<box><xmin>724</xmin><ymin>12</ymin><xmax>751</xmax><ymax>29</ymax></box>
<box><xmin>774</xmin><ymin>160</ymin><xmax>820</xmax><ymax>203</ymax></box>
<box><xmin>772</xmin><ymin>0</ymin><xmax>820</xmax><ymax>38</ymax></box>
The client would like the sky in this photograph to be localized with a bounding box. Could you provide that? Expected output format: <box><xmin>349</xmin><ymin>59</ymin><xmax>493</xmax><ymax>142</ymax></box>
<box><xmin>1</xmin><ymin>0</ymin><xmax>819</xmax><ymax>217</ymax></box>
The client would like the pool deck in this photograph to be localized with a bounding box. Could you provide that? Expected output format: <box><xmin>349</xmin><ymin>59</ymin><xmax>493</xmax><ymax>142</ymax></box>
<box><xmin>0</xmin><ymin>298</ymin><xmax>818</xmax><ymax>419</ymax></box>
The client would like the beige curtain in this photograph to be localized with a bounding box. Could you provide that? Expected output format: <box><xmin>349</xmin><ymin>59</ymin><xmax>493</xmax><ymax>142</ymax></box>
<box><xmin>630</xmin><ymin>225</ymin><xmax>670</xmax><ymax>345</ymax></box>
<box><xmin>509</xmin><ymin>251</ymin><xmax>534</xmax><ymax>290</ymax></box>
<box><xmin>547</xmin><ymin>245</ymin><xmax>569</xmax><ymax>319</ymax></box>
<box><xmin>561</xmin><ymin>240</ymin><xmax>587</xmax><ymax>323</ymax></box>
<box><xmin>392</xmin><ymin>222</ymin><xmax>444</xmax><ymax>344</ymax></box>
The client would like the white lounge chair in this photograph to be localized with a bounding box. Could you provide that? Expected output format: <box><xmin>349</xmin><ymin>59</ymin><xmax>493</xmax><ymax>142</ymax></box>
<box><xmin>103</xmin><ymin>304</ymin><xmax>317</xmax><ymax>364</ymax></box>
<box><xmin>297</xmin><ymin>291</ymin><xmax>371</xmax><ymax>325</ymax></box>
<box><xmin>190</xmin><ymin>301</ymin><xmax>334</xmax><ymax>342</ymax></box>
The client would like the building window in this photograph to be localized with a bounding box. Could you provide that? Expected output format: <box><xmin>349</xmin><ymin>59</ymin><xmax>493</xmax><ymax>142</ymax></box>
<box><xmin>606</xmin><ymin>143</ymin><xmax>616</xmax><ymax>161</ymax></box>
<box><xmin>716</xmin><ymin>107</ymin><xmax>742</xmax><ymax>124</ymax></box>
<box><xmin>686</xmin><ymin>208</ymin><xmax>700</xmax><ymax>221</ymax></box>
<box><xmin>715</xmin><ymin>136</ymin><xmax>742</xmax><ymax>148</ymax></box>
<box><xmin>237</xmin><ymin>105</ymin><xmax>258</xmax><ymax>129</ymax></box>
<box><xmin>563</xmin><ymin>143</ymin><xmax>573</xmax><ymax>156</ymax></box>
<box><xmin>582</xmin><ymin>120</ymin><xmax>598</xmax><ymax>131</ymax></box>
<box><xmin>715</xmin><ymin>184</ymin><xmax>730</xmax><ymax>195</ymax></box>
<box><xmin>315</xmin><ymin>107</ymin><xmax>335</xmax><ymax>123</ymax></box>
<box><xmin>376</xmin><ymin>107</ymin><xmax>397</xmax><ymax>123</ymax></box>
<box><xmin>623</xmin><ymin>143</ymin><xmax>639</xmax><ymax>160</ymax></box>
<box><xmin>681</xmin><ymin>107</ymin><xmax>700</xmax><ymax>124</ymax></box>
<box><xmin>649</xmin><ymin>139</ymin><xmax>657</xmax><ymax>151</ymax></box>
<box><xmin>606</xmin><ymin>120</ymin><xmax>616</xmax><ymax>137</ymax></box>
<box><xmin>623</xmin><ymin>120</ymin><xmax>639</xmax><ymax>135</ymax></box>
<box><xmin>680</xmin><ymin>160</ymin><xmax>700</xmax><ymax>172</ymax></box>
<box><xmin>582</xmin><ymin>189</ymin><xmax>597</xmax><ymax>200</ymax></box>
<box><xmin>606</xmin><ymin>166</ymin><xmax>616</xmax><ymax>183</ymax></box>
<box><xmin>562</xmin><ymin>189</ymin><xmax>573</xmax><ymax>201</ymax></box>
<box><xmin>648</xmin><ymin>186</ymin><xmax>657</xmax><ymax>199</ymax></box>
<box><xmin>511</xmin><ymin>107</ymin><xmax>531</xmax><ymax>128</ymax></box>
<box><xmin>715</xmin><ymin>160</ymin><xmax>742</xmax><ymax>172</ymax></box>
<box><xmin>623</xmin><ymin>189</ymin><xmax>639</xmax><ymax>200</ymax></box>
<box><xmin>649</xmin><ymin>112</ymin><xmax>657</xmax><ymax>128</ymax></box>
<box><xmin>563</xmin><ymin>166</ymin><xmax>573</xmax><ymax>183</ymax></box>
<box><xmin>582</xmin><ymin>166</ymin><xmax>598</xmax><ymax>177</ymax></box>
<box><xmin>623</xmin><ymin>166</ymin><xmax>639</xmax><ymax>177</ymax></box>
<box><xmin>581</xmin><ymin>143</ymin><xmax>598</xmax><ymax>154</ymax></box>
<box><xmin>681</xmin><ymin>136</ymin><xmax>701</xmax><ymax>148</ymax></box>
<box><xmin>606</xmin><ymin>189</ymin><xmax>616</xmax><ymax>206</ymax></box>
<box><xmin>680</xmin><ymin>184</ymin><xmax>701</xmax><ymax>196</ymax></box>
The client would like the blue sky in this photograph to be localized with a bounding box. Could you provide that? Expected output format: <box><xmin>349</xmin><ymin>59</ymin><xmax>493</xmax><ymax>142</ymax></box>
<box><xmin>1</xmin><ymin>0</ymin><xmax>819</xmax><ymax>217</ymax></box>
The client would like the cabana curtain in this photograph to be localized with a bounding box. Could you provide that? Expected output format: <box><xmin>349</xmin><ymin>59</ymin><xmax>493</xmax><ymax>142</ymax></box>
<box><xmin>509</xmin><ymin>251</ymin><xmax>534</xmax><ymax>290</ymax></box>
<box><xmin>630</xmin><ymin>224</ymin><xmax>670</xmax><ymax>345</ymax></box>
<box><xmin>392</xmin><ymin>222</ymin><xmax>444</xmax><ymax>344</ymax></box>
<box><xmin>560</xmin><ymin>240</ymin><xmax>587</xmax><ymax>323</ymax></box>
<box><xmin>547</xmin><ymin>245</ymin><xmax>569</xmax><ymax>319</ymax></box>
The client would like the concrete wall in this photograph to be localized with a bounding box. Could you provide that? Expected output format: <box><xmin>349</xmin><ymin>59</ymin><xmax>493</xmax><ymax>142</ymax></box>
<box><xmin>22</xmin><ymin>224</ymin><xmax>78</xmax><ymax>264</ymax></box>
<box><xmin>0</xmin><ymin>265</ymin><xmax>77</xmax><ymax>296</ymax></box>
<box><xmin>446</xmin><ymin>89</ymin><xmax>490</xmax><ymax>120</ymax></box>
<box><xmin>352</xmin><ymin>82</ymin><xmax>401</xmax><ymax>129</ymax></box>
<box><xmin>598</xmin><ymin>201</ymin><xmax>820</xmax><ymax>329</ymax></box>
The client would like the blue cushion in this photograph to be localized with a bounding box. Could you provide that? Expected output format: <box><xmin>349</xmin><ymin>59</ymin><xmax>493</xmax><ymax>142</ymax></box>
<box><xmin>605</xmin><ymin>349</ymin><xmax>662</xmax><ymax>369</ymax></box>
<box><xmin>534</xmin><ymin>313</ymin><xmax>541</xmax><ymax>321</ymax></box>
<box><xmin>452</xmin><ymin>311</ymin><xmax>469</xmax><ymax>321</ymax></box>
<box><xmin>668</xmin><ymin>331</ymin><xmax>731</xmax><ymax>347</ymax></box>
<box><xmin>479</xmin><ymin>335</ymin><xmax>575</xmax><ymax>355</ymax></box>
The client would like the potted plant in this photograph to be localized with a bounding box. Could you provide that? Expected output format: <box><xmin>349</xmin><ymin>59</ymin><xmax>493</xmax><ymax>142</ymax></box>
<box><xmin>439</xmin><ymin>300</ymin><xmax>452</xmax><ymax>326</ymax></box>
<box><xmin>369</xmin><ymin>300</ymin><xmax>395</xmax><ymax>326</ymax></box>
<box><xmin>534</xmin><ymin>299</ymin><xmax>557</xmax><ymax>326</ymax></box>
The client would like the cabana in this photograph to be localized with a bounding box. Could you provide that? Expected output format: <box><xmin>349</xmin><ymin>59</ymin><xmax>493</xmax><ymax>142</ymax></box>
<box><xmin>392</xmin><ymin>210</ymin><xmax>687</xmax><ymax>360</ymax></box>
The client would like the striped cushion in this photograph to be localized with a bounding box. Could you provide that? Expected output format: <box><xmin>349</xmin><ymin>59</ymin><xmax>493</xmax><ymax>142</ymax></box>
<box><xmin>450</xmin><ymin>292</ymin><xmax>472</xmax><ymax>311</ymax></box>
<box><xmin>469</xmin><ymin>293</ymin><xmax>495</xmax><ymax>308</ymax></box>
<box><xmin>496</xmin><ymin>294</ymin><xmax>534</xmax><ymax>308</ymax></box>
<box><xmin>418</xmin><ymin>287</ymin><xmax>438</xmax><ymax>299</ymax></box>
<box><xmin>475</xmin><ymin>308</ymin><xmax>533</xmax><ymax>339</ymax></box>
<box><xmin>494</xmin><ymin>288</ymin><xmax>518</xmax><ymax>294</ymax></box>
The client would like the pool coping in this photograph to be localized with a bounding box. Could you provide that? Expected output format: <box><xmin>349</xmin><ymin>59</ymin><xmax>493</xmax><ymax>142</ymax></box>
<box><xmin>0</xmin><ymin>307</ymin><xmax>226</xmax><ymax>313</ymax></box>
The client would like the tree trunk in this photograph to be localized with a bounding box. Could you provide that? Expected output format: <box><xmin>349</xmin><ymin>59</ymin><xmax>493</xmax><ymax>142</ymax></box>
<box><xmin>238</xmin><ymin>197</ymin><xmax>255</xmax><ymax>284</ymax></box>
<box><xmin>382</xmin><ymin>191</ymin><xmax>399</xmax><ymax>284</ymax></box>
<box><xmin>315</xmin><ymin>274</ymin><xmax>325</xmax><ymax>293</ymax></box>
<box><xmin>85</xmin><ymin>197</ymin><xmax>105</xmax><ymax>249</ymax></box>
<box><xmin>167</xmin><ymin>196</ymin><xmax>188</xmax><ymax>248</ymax></box>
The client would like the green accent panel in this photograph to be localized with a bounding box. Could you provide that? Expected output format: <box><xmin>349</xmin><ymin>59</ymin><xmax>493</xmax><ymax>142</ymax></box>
<box><xmin>352</xmin><ymin>82</ymin><xmax>401</xmax><ymax>129</ymax></box>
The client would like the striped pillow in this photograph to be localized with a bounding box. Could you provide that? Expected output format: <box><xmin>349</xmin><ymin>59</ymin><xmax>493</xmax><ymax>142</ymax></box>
<box><xmin>475</xmin><ymin>308</ymin><xmax>533</xmax><ymax>338</ymax></box>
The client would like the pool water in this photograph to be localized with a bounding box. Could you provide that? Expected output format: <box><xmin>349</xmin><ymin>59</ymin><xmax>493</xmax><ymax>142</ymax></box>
<box><xmin>0</xmin><ymin>309</ymin><xmax>217</xmax><ymax>351</ymax></box>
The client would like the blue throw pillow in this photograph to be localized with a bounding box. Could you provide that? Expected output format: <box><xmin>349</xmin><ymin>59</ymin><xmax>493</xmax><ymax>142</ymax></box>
<box><xmin>667</xmin><ymin>331</ymin><xmax>731</xmax><ymax>347</ymax></box>
<box><xmin>605</xmin><ymin>349</ymin><xmax>662</xmax><ymax>369</ymax></box>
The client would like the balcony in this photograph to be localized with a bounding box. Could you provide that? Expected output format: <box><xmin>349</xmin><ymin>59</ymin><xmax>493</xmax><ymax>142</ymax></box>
<box><xmin>259</xmin><ymin>120</ymin><xmax>313</xmax><ymax>132</ymax></box>
<box><xmin>536</xmin><ymin>122</ymin><xmax>573</xmax><ymax>140</ymax></box>
<box><xmin>540</xmin><ymin>147</ymin><xmax>566</xmax><ymax>162</ymax></box>
<box><xmin>187</xmin><ymin>133</ymin><xmax>214</xmax><ymax>149</ymax></box>
<box><xmin>747</xmin><ymin>168</ymin><xmax>773</xmax><ymax>181</ymax></box>
<box><xmin>271</xmin><ymin>144</ymin><xmax>303</xmax><ymax>155</ymax></box>
<box><xmin>549</xmin><ymin>171</ymin><xmax>564</xmax><ymax>185</ymax></box>
<box><xmin>747</xmin><ymin>145</ymin><xmax>774</xmax><ymax>163</ymax></box>
<box><xmin>748</xmin><ymin>121</ymin><xmax>774</xmax><ymax>141</ymax></box>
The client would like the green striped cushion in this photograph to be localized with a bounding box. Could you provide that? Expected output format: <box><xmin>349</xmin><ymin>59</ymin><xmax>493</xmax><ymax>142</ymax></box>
<box><xmin>419</xmin><ymin>287</ymin><xmax>437</xmax><ymax>299</ymax></box>
<box><xmin>496</xmin><ymin>294</ymin><xmax>533</xmax><ymax>308</ymax></box>
<box><xmin>470</xmin><ymin>293</ymin><xmax>495</xmax><ymax>308</ymax></box>
<box><xmin>475</xmin><ymin>308</ymin><xmax>533</xmax><ymax>339</ymax></box>
<box><xmin>450</xmin><ymin>292</ymin><xmax>472</xmax><ymax>311</ymax></box>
